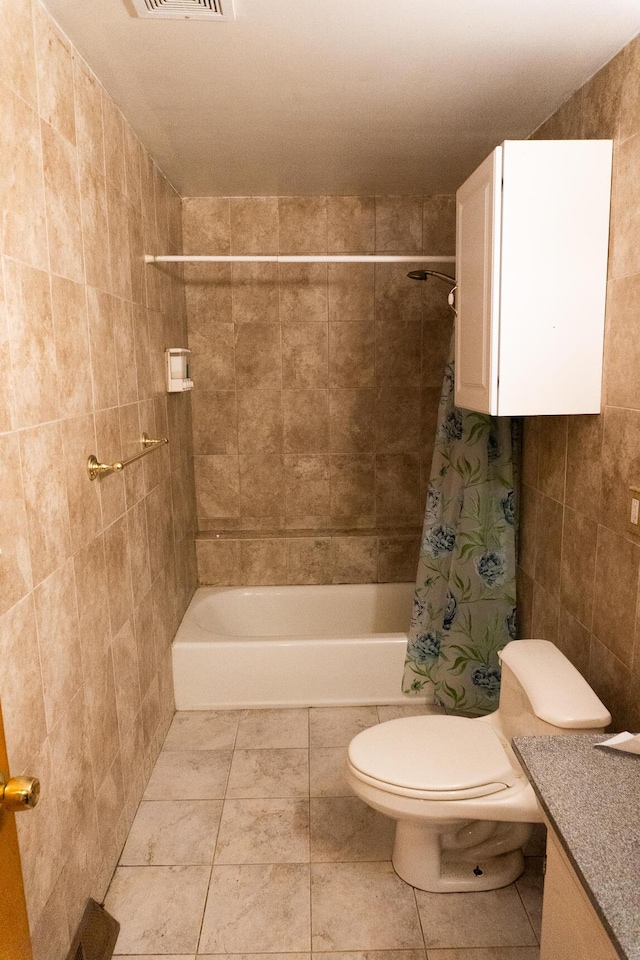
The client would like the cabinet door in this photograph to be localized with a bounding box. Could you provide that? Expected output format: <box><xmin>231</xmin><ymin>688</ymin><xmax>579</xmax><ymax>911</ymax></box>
<box><xmin>541</xmin><ymin>831</ymin><xmax>618</xmax><ymax>960</ymax></box>
<box><xmin>454</xmin><ymin>146</ymin><xmax>502</xmax><ymax>414</ymax></box>
<box><xmin>497</xmin><ymin>140</ymin><xmax>611</xmax><ymax>416</ymax></box>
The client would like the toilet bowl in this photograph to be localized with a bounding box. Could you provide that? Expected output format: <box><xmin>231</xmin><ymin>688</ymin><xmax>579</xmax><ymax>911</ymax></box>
<box><xmin>346</xmin><ymin>639</ymin><xmax>611</xmax><ymax>892</ymax></box>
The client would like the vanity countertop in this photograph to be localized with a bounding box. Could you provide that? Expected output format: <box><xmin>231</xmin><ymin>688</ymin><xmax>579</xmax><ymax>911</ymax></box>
<box><xmin>513</xmin><ymin>735</ymin><xmax>640</xmax><ymax>960</ymax></box>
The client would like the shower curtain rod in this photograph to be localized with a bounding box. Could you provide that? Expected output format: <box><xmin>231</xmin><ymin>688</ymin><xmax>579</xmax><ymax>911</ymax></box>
<box><xmin>145</xmin><ymin>254</ymin><xmax>456</xmax><ymax>264</ymax></box>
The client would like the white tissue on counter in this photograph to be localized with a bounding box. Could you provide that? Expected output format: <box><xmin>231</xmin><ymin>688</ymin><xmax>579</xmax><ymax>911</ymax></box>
<box><xmin>596</xmin><ymin>732</ymin><xmax>640</xmax><ymax>755</ymax></box>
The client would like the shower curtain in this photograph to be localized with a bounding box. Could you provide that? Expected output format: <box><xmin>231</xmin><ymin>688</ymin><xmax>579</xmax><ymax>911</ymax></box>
<box><xmin>402</xmin><ymin>331</ymin><xmax>517</xmax><ymax>716</ymax></box>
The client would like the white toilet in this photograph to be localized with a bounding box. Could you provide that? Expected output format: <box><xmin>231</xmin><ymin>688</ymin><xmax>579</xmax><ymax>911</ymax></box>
<box><xmin>346</xmin><ymin>639</ymin><xmax>611</xmax><ymax>892</ymax></box>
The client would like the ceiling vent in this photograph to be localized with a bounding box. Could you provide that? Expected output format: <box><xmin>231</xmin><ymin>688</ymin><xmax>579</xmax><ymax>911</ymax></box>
<box><xmin>130</xmin><ymin>0</ymin><xmax>235</xmax><ymax>20</ymax></box>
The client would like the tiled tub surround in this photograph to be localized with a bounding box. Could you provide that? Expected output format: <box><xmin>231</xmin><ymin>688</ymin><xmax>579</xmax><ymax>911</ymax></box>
<box><xmin>106</xmin><ymin>705</ymin><xmax>544</xmax><ymax>959</ymax></box>
<box><xmin>182</xmin><ymin>195</ymin><xmax>455</xmax><ymax>585</ymax></box>
<box><xmin>0</xmin><ymin>0</ymin><xmax>196</xmax><ymax>955</ymax></box>
<box><xmin>196</xmin><ymin>526</ymin><xmax>422</xmax><ymax>585</ymax></box>
<box><xmin>518</xmin><ymin>32</ymin><xmax>640</xmax><ymax>732</ymax></box>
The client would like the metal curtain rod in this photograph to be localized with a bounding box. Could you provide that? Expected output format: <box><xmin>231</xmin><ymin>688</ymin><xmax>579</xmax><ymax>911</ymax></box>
<box><xmin>87</xmin><ymin>434</ymin><xmax>168</xmax><ymax>481</ymax></box>
<box><xmin>145</xmin><ymin>255</ymin><xmax>456</xmax><ymax>264</ymax></box>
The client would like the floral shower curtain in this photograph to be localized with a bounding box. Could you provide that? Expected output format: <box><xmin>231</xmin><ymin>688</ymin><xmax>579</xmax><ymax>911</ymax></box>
<box><xmin>402</xmin><ymin>331</ymin><xmax>517</xmax><ymax>716</ymax></box>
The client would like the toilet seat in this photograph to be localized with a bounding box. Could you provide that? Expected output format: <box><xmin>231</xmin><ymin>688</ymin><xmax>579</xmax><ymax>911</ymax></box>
<box><xmin>347</xmin><ymin>715</ymin><xmax>517</xmax><ymax>801</ymax></box>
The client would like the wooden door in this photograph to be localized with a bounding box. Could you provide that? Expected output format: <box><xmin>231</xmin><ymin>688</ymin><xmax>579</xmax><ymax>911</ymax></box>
<box><xmin>0</xmin><ymin>701</ymin><xmax>33</xmax><ymax>960</ymax></box>
<box><xmin>454</xmin><ymin>144</ymin><xmax>502</xmax><ymax>415</ymax></box>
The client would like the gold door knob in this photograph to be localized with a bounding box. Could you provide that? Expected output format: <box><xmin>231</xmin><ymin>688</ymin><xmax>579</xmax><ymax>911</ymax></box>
<box><xmin>0</xmin><ymin>772</ymin><xmax>40</xmax><ymax>812</ymax></box>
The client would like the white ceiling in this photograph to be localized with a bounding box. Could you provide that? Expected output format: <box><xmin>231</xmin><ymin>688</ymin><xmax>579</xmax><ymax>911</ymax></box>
<box><xmin>43</xmin><ymin>0</ymin><xmax>640</xmax><ymax>197</ymax></box>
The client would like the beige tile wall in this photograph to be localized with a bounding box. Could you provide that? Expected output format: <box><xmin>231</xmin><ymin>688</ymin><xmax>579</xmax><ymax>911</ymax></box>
<box><xmin>183</xmin><ymin>195</ymin><xmax>455</xmax><ymax>584</ymax></box>
<box><xmin>519</xmin><ymin>35</ymin><xmax>640</xmax><ymax>731</ymax></box>
<box><xmin>0</xmin><ymin>1</ymin><xmax>196</xmax><ymax>954</ymax></box>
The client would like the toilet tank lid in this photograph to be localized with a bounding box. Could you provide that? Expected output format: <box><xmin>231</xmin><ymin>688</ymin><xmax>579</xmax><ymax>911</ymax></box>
<box><xmin>499</xmin><ymin>640</ymin><xmax>611</xmax><ymax>729</ymax></box>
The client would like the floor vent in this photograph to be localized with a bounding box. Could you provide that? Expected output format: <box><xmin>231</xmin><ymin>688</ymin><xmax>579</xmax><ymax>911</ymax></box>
<box><xmin>65</xmin><ymin>900</ymin><xmax>120</xmax><ymax>960</ymax></box>
<box><xmin>130</xmin><ymin>0</ymin><xmax>236</xmax><ymax>19</ymax></box>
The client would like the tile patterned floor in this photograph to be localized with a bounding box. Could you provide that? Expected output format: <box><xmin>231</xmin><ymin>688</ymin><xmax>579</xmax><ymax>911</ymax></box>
<box><xmin>105</xmin><ymin>706</ymin><xmax>544</xmax><ymax>960</ymax></box>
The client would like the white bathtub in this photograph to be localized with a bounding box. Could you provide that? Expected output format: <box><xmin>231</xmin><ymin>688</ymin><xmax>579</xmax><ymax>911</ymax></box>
<box><xmin>172</xmin><ymin>582</ymin><xmax>426</xmax><ymax>709</ymax></box>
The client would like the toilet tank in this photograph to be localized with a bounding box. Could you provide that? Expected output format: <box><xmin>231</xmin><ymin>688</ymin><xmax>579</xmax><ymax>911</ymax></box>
<box><xmin>496</xmin><ymin>639</ymin><xmax>611</xmax><ymax>739</ymax></box>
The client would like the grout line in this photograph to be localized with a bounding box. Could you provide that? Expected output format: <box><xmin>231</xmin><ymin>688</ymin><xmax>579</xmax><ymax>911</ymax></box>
<box><xmin>193</xmin><ymin>810</ymin><xmax>222</xmax><ymax>953</ymax></box>
<box><xmin>186</xmin><ymin>857</ymin><xmax>396</xmax><ymax>867</ymax></box>
<box><xmin>195</xmin><ymin>712</ymin><xmax>241</xmax><ymax>953</ymax></box>
<box><xmin>412</xmin><ymin>884</ymin><xmax>429</xmax><ymax>953</ymax></box>
<box><xmin>514</xmin><ymin>863</ymin><xmax>543</xmax><ymax>946</ymax></box>
<box><xmin>185</xmin><ymin>953</ymin><xmax>430</xmax><ymax>957</ymax></box>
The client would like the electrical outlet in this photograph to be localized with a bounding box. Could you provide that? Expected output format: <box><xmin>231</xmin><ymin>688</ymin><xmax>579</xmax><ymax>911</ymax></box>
<box><xmin>629</xmin><ymin>486</ymin><xmax>640</xmax><ymax>536</ymax></box>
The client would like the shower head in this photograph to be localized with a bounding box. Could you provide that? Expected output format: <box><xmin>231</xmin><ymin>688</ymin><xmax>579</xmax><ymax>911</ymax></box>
<box><xmin>408</xmin><ymin>268</ymin><xmax>457</xmax><ymax>314</ymax></box>
<box><xmin>407</xmin><ymin>269</ymin><xmax>456</xmax><ymax>285</ymax></box>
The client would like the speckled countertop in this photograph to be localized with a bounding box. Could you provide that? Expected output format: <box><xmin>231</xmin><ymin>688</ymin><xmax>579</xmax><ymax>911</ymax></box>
<box><xmin>513</xmin><ymin>735</ymin><xmax>640</xmax><ymax>960</ymax></box>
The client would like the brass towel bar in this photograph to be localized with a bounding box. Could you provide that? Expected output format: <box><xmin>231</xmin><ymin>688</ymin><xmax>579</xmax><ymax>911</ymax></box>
<box><xmin>87</xmin><ymin>434</ymin><xmax>168</xmax><ymax>481</ymax></box>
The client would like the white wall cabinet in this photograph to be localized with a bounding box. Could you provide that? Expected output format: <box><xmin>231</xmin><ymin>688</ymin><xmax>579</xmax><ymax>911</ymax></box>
<box><xmin>455</xmin><ymin>140</ymin><xmax>612</xmax><ymax>416</ymax></box>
